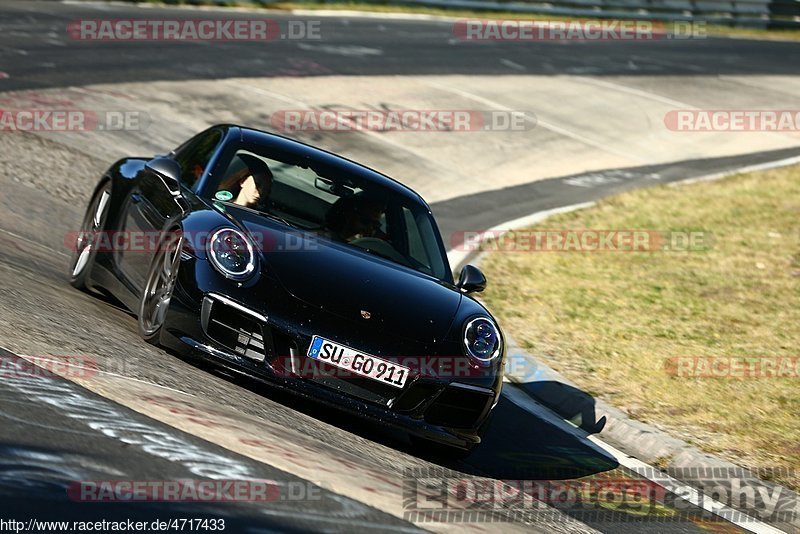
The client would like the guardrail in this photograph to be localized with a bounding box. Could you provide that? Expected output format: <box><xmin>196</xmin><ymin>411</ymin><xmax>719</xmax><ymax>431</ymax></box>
<box><xmin>381</xmin><ymin>0</ymin><xmax>800</xmax><ymax>28</ymax></box>
<box><xmin>151</xmin><ymin>0</ymin><xmax>800</xmax><ymax>28</ymax></box>
<box><xmin>301</xmin><ymin>0</ymin><xmax>800</xmax><ymax>28</ymax></box>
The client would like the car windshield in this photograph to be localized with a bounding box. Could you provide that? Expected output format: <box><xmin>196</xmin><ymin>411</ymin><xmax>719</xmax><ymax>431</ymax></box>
<box><xmin>205</xmin><ymin>146</ymin><xmax>450</xmax><ymax>280</ymax></box>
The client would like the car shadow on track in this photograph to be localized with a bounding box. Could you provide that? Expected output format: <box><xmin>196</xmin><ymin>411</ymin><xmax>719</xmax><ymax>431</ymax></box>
<box><xmin>515</xmin><ymin>381</ymin><xmax>608</xmax><ymax>434</ymax></box>
<box><xmin>184</xmin><ymin>350</ymin><xmax>618</xmax><ymax>481</ymax></box>
<box><xmin>457</xmin><ymin>392</ymin><xmax>617</xmax><ymax>480</ymax></box>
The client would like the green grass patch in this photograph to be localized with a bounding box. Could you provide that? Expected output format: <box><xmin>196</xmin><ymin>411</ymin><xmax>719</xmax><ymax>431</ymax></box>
<box><xmin>480</xmin><ymin>165</ymin><xmax>800</xmax><ymax>490</ymax></box>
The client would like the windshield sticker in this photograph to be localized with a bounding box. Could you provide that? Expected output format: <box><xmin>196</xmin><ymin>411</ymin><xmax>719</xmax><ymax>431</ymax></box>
<box><xmin>215</xmin><ymin>190</ymin><xmax>233</xmax><ymax>202</ymax></box>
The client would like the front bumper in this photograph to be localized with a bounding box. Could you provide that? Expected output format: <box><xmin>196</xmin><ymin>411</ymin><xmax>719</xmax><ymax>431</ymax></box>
<box><xmin>158</xmin><ymin>261</ymin><xmax>502</xmax><ymax>449</ymax></box>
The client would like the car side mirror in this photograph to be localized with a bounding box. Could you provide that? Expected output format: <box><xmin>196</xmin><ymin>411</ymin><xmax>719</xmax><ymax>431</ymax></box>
<box><xmin>146</xmin><ymin>157</ymin><xmax>182</xmax><ymax>195</ymax></box>
<box><xmin>457</xmin><ymin>264</ymin><xmax>487</xmax><ymax>294</ymax></box>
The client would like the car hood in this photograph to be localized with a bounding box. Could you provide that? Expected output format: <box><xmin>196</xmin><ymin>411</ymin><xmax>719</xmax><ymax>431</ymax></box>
<box><xmin>229</xmin><ymin>213</ymin><xmax>462</xmax><ymax>346</ymax></box>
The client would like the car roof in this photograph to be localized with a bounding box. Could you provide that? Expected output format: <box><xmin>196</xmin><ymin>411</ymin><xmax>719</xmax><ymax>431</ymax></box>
<box><xmin>228</xmin><ymin>125</ymin><xmax>429</xmax><ymax>209</ymax></box>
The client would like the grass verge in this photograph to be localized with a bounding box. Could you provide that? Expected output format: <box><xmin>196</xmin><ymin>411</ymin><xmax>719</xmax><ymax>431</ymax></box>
<box><xmin>480</xmin><ymin>165</ymin><xmax>800</xmax><ymax>491</ymax></box>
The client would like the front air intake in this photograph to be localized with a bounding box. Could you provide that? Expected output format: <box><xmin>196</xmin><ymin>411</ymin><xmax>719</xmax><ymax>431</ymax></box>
<box><xmin>424</xmin><ymin>384</ymin><xmax>493</xmax><ymax>429</ymax></box>
<box><xmin>201</xmin><ymin>295</ymin><xmax>271</xmax><ymax>362</ymax></box>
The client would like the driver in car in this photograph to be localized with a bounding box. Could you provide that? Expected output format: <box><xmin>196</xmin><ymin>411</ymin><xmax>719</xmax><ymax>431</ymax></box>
<box><xmin>326</xmin><ymin>193</ymin><xmax>387</xmax><ymax>243</ymax></box>
<box><xmin>218</xmin><ymin>154</ymin><xmax>274</xmax><ymax>212</ymax></box>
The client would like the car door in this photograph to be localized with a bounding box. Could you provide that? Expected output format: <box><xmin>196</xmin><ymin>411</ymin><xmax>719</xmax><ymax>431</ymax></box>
<box><xmin>117</xmin><ymin>128</ymin><xmax>224</xmax><ymax>292</ymax></box>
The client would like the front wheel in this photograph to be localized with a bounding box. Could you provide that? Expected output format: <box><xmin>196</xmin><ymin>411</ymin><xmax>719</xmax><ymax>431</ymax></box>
<box><xmin>138</xmin><ymin>231</ymin><xmax>183</xmax><ymax>344</ymax></box>
<box><xmin>69</xmin><ymin>182</ymin><xmax>111</xmax><ymax>290</ymax></box>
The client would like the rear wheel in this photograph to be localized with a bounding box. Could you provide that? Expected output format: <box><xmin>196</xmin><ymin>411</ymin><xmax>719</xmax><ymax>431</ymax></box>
<box><xmin>138</xmin><ymin>231</ymin><xmax>183</xmax><ymax>344</ymax></box>
<box><xmin>69</xmin><ymin>182</ymin><xmax>111</xmax><ymax>290</ymax></box>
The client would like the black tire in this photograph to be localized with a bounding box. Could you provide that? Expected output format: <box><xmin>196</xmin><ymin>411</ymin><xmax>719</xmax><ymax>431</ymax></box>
<box><xmin>138</xmin><ymin>230</ymin><xmax>183</xmax><ymax>345</ymax></box>
<box><xmin>69</xmin><ymin>182</ymin><xmax>111</xmax><ymax>291</ymax></box>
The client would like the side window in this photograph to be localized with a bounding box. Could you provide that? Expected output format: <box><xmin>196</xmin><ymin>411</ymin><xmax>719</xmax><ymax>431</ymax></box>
<box><xmin>172</xmin><ymin>129</ymin><xmax>223</xmax><ymax>189</ymax></box>
<box><xmin>403</xmin><ymin>207</ymin><xmax>430</xmax><ymax>268</ymax></box>
<box><xmin>402</xmin><ymin>206</ymin><xmax>447</xmax><ymax>279</ymax></box>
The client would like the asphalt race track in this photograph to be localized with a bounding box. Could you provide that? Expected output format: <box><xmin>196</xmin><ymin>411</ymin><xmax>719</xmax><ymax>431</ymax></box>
<box><xmin>0</xmin><ymin>1</ymin><xmax>799</xmax><ymax>532</ymax></box>
<box><xmin>2</xmin><ymin>1</ymin><xmax>800</xmax><ymax>91</ymax></box>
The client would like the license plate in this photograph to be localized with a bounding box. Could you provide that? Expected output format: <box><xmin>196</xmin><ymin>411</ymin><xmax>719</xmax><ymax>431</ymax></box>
<box><xmin>307</xmin><ymin>335</ymin><xmax>410</xmax><ymax>389</ymax></box>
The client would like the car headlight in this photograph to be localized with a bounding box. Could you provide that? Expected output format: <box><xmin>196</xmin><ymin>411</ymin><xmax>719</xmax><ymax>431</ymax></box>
<box><xmin>463</xmin><ymin>317</ymin><xmax>502</xmax><ymax>366</ymax></box>
<box><xmin>207</xmin><ymin>228</ymin><xmax>257</xmax><ymax>281</ymax></box>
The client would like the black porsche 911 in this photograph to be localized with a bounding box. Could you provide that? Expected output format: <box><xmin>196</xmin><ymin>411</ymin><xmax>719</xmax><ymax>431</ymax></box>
<box><xmin>68</xmin><ymin>124</ymin><xmax>505</xmax><ymax>453</ymax></box>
